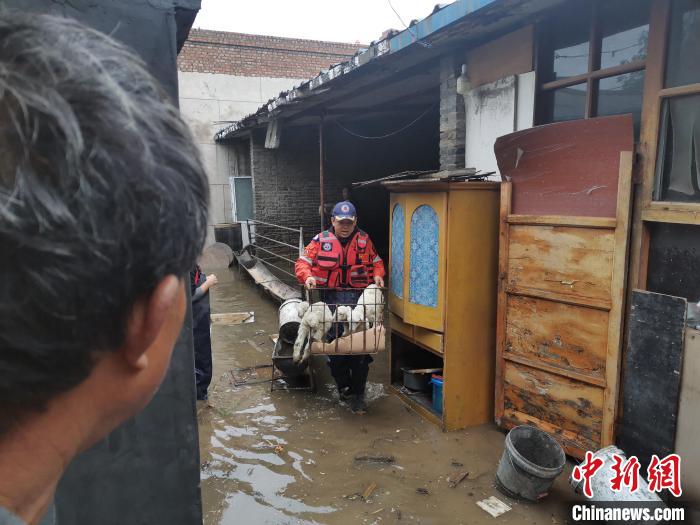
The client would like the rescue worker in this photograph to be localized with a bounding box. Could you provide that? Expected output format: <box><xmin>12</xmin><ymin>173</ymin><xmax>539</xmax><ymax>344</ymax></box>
<box><xmin>295</xmin><ymin>201</ymin><xmax>385</xmax><ymax>414</ymax></box>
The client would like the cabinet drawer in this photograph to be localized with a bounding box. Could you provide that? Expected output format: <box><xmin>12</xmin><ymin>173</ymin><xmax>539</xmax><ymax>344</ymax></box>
<box><xmin>390</xmin><ymin>313</ymin><xmax>414</xmax><ymax>339</ymax></box>
<box><xmin>414</xmin><ymin>326</ymin><xmax>443</xmax><ymax>354</ymax></box>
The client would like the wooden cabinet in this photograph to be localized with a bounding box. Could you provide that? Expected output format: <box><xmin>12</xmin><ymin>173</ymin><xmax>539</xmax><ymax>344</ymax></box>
<box><xmin>387</xmin><ymin>182</ymin><xmax>500</xmax><ymax>431</ymax></box>
<box><xmin>389</xmin><ymin>192</ymin><xmax>447</xmax><ymax>331</ymax></box>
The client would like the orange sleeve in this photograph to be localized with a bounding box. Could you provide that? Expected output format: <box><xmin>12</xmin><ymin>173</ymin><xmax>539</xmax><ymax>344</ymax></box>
<box><xmin>295</xmin><ymin>238</ymin><xmax>319</xmax><ymax>284</ymax></box>
<box><xmin>368</xmin><ymin>238</ymin><xmax>385</xmax><ymax>278</ymax></box>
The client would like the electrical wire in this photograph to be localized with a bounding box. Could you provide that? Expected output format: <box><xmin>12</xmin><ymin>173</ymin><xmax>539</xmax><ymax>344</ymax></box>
<box><xmin>386</xmin><ymin>0</ymin><xmax>431</xmax><ymax>48</ymax></box>
<box><xmin>332</xmin><ymin>102</ymin><xmax>438</xmax><ymax>140</ymax></box>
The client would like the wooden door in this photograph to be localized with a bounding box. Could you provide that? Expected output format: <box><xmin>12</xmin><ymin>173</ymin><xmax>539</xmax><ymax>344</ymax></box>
<box><xmin>494</xmin><ymin>116</ymin><xmax>634</xmax><ymax>459</ymax></box>
<box><xmin>403</xmin><ymin>192</ymin><xmax>447</xmax><ymax>332</ymax></box>
<box><xmin>388</xmin><ymin>194</ymin><xmax>408</xmax><ymax>318</ymax></box>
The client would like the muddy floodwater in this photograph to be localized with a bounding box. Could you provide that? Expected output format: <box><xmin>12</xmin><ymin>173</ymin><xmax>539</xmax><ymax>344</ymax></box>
<box><xmin>198</xmin><ymin>266</ymin><xmax>578</xmax><ymax>524</ymax></box>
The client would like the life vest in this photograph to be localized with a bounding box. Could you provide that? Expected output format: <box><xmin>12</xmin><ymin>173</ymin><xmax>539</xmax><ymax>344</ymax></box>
<box><xmin>312</xmin><ymin>230</ymin><xmax>374</xmax><ymax>288</ymax></box>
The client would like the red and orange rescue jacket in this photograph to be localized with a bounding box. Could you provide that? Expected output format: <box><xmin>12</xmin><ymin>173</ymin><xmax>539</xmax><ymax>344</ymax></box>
<box><xmin>295</xmin><ymin>229</ymin><xmax>385</xmax><ymax>288</ymax></box>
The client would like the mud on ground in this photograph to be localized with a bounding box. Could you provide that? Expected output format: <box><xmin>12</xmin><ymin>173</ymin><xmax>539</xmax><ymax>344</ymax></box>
<box><xmin>198</xmin><ymin>266</ymin><xmax>578</xmax><ymax>524</ymax></box>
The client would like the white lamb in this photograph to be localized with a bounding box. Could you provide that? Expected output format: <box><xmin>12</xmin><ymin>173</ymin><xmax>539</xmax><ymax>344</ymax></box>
<box><xmin>355</xmin><ymin>284</ymin><xmax>384</xmax><ymax>328</ymax></box>
<box><xmin>337</xmin><ymin>305</ymin><xmax>365</xmax><ymax>334</ymax></box>
<box><xmin>293</xmin><ymin>301</ymin><xmax>345</xmax><ymax>363</ymax></box>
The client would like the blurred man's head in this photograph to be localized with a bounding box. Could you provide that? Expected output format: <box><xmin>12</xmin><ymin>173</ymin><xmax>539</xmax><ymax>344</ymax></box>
<box><xmin>331</xmin><ymin>201</ymin><xmax>357</xmax><ymax>239</ymax></box>
<box><xmin>0</xmin><ymin>12</ymin><xmax>208</xmax><ymax>443</ymax></box>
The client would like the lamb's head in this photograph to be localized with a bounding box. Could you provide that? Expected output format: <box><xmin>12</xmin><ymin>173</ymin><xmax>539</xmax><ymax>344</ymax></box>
<box><xmin>336</xmin><ymin>305</ymin><xmax>353</xmax><ymax>322</ymax></box>
<box><xmin>349</xmin><ymin>307</ymin><xmax>365</xmax><ymax>333</ymax></box>
<box><xmin>296</xmin><ymin>301</ymin><xmax>310</xmax><ymax>318</ymax></box>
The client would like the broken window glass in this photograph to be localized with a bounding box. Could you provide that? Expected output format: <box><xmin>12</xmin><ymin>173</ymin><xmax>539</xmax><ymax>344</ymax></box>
<box><xmin>653</xmin><ymin>95</ymin><xmax>700</xmax><ymax>202</ymax></box>
<box><xmin>596</xmin><ymin>71</ymin><xmax>645</xmax><ymax>135</ymax></box>
<box><xmin>665</xmin><ymin>0</ymin><xmax>700</xmax><ymax>88</ymax></box>
<box><xmin>598</xmin><ymin>0</ymin><xmax>650</xmax><ymax>70</ymax></box>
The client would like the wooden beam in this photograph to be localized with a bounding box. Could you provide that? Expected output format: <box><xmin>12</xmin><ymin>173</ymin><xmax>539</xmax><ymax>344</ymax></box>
<box><xmin>506</xmin><ymin>215</ymin><xmax>616</xmax><ymax>229</ymax></box>
<box><xmin>659</xmin><ymin>82</ymin><xmax>700</xmax><ymax>99</ymax></box>
<box><xmin>628</xmin><ymin>0</ymin><xmax>670</xmax><ymax>292</ymax></box>
<box><xmin>602</xmin><ymin>150</ymin><xmax>634</xmax><ymax>447</ymax></box>
<box><xmin>503</xmin><ymin>353</ymin><xmax>607</xmax><ymax>388</ymax></box>
<box><xmin>540</xmin><ymin>60</ymin><xmax>647</xmax><ymax>91</ymax></box>
<box><xmin>494</xmin><ymin>182</ymin><xmax>511</xmax><ymax>425</ymax></box>
<box><xmin>642</xmin><ymin>206</ymin><xmax>700</xmax><ymax>225</ymax></box>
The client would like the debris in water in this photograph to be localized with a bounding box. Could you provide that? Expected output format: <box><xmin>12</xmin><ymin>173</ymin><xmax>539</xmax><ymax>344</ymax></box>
<box><xmin>395</xmin><ymin>508</ymin><xmax>402</xmax><ymax>520</ymax></box>
<box><xmin>415</xmin><ymin>488</ymin><xmax>429</xmax><ymax>495</ymax></box>
<box><xmin>344</xmin><ymin>493</ymin><xmax>361</xmax><ymax>501</ymax></box>
<box><xmin>362</xmin><ymin>482</ymin><xmax>377</xmax><ymax>501</ymax></box>
<box><xmin>354</xmin><ymin>455</ymin><xmax>395</xmax><ymax>464</ymax></box>
<box><xmin>370</xmin><ymin>507</ymin><xmax>384</xmax><ymax>515</ymax></box>
<box><xmin>255</xmin><ymin>329</ymin><xmax>265</xmax><ymax>335</ymax></box>
<box><xmin>210</xmin><ymin>312</ymin><xmax>255</xmax><ymax>325</ymax></box>
<box><xmin>477</xmin><ymin>496</ymin><xmax>511</xmax><ymax>518</ymax></box>
<box><xmin>451</xmin><ymin>460</ymin><xmax>464</xmax><ymax>468</ymax></box>
<box><xmin>448</xmin><ymin>470</ymin><xmax>469</xmax><ymax>488</ymax></box>
<box><xmin>274</xmin><ymin>445</ymin><xmax>285</xmax><ymax>454</ymax></box>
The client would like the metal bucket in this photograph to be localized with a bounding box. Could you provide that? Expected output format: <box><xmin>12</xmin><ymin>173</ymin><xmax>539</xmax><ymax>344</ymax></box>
<box><xmin>279</xmin><ymin>298</ymin><xmax>303</xmax><ymax>344</ymax></box>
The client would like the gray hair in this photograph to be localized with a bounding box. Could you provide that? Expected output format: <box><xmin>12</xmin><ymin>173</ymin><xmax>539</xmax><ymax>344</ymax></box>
<box><xmin>0</xmin><ymin>11</ymin><xmax>208</xmax><ymax>430</ymax></box>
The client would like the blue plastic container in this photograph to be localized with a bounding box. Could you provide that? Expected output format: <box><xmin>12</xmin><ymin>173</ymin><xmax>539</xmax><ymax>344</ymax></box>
<box><xmin>430</xmin><ymin>375</ymin><xmax>444</xmax><ymax>414</ymax></box>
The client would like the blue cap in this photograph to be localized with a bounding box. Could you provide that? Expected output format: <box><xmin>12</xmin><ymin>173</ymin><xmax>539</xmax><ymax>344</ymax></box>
<box><xmin>332</xmin><ymin>201</ymin><xmax>356</xmax><ymax>220</ymax></box>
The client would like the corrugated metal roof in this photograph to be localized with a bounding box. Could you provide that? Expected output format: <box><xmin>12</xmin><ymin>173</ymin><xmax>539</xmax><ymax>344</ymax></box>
<box><xmin>214</xmin><ymin>0</ymin><xmax>563</xmax><ymax>141</ymax></box>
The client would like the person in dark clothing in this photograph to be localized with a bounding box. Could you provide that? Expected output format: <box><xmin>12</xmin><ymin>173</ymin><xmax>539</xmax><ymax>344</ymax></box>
<box><xmin>0</xmin><ymin>13</ymin><xmax>209</xmax><ymax>524</ymax></box>
<box><xmin>295</xmin><ymin>201</ymin><xmax>385</xmax><ymax>414</ymax></box>
<box><xmin>190</xmin><ymin>266</ymin><xmax>218</xmax><ymax>401</ymax></box>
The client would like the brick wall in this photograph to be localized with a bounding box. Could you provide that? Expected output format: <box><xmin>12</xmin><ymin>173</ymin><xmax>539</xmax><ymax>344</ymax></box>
<box><xmin>178</xmin><ymin>29</ymin><xmax>362</xmax><ymax>79</ymax></box>
<box><xmin>250</xmin><ymin>127</ymin><xmax>321</xmax><ymax>243</ymax></box>
<box><xmin>439</xmin><ymin>56</ymin><xmax>466</xmax><ymax>171</ymax></box>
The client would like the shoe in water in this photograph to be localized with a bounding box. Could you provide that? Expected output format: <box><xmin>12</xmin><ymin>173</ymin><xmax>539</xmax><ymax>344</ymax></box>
<box><xmin>338</xmin><ymin>386</ymin><xmax>352</xmax><ymax>402</ymax></box>
<box><xmin>350</xmin><ymin>395</ymin><xmax>367</xmax><ymax>414</ymax></box>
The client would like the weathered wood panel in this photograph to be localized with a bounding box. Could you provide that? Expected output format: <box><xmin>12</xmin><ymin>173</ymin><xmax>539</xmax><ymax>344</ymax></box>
<box><xmin>494</xmin><ymin>115</ymin><xmax>634</xmax><ymax>217</ymax></box>
<box><xmin>495</xmin><ymin>120</ymin><xmax>634</xmax><ymax>459</ymax></box>
<box><xmin>465</xmin><ymin>25</ymin><xmax>533</xmax><ymax>88</ymax></box>
<box><xmin>505</xmin><ymin>295</ymin><xmax>608</xmax><ymax>380</ymax></box>
<box><xmin>503</xmin><ymin>362</ymin><xmax>603</xmax><ymax>446</ymax></box>
<box><xmin>618</xmin><ymin>290</ymin><xmax>686</xmax><ymax>469</ymax></box>
<box><xmin>507</xmin><ymin>225</ymin><xmax>614</xmax><ymax>302</ymax></box>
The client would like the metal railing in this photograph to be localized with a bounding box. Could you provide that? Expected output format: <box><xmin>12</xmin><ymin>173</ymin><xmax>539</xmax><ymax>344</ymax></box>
<box><xmin>245</xmin><ymin>219</ymin><xmax>304</xmax><ymax>286</ymax></box>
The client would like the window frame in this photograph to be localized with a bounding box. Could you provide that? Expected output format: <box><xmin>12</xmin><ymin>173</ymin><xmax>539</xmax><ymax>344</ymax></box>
<box><xmin>628</xmin><ymin>0</ymin><xmax>700</xmax><ymax>293</ymax></box>
<box><xmin>536</xmin><ymin>1</ymin><xmax>649</xmax><ymax>124</ymax></box>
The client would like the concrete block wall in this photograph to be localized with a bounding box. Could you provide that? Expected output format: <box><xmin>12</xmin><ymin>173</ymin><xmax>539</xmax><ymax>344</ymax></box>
<box><xmin>177</xmin><ymin>30</ymin><xmax>360</xmax><ymax>245</ymax></box>
<box><xmin>439</xmin><ymin>56</ymin><xmax>466</xmax><ymax>172</ymax></box>
<box><xmin>179</xmin><ymin>71</ymin><xmax>307</xmax><ymax>244</ymax></box>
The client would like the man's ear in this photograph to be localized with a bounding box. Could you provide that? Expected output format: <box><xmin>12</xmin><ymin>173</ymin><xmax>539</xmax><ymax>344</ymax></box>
<box><xmin>121</xmin><ymin>275</ymin><xmax>182</xmax><ymax>369</ymax></box>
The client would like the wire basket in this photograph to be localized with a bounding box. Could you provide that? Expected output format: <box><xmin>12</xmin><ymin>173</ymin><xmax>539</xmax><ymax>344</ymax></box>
<box><xmin>302</xmin><ymin>286</ymin><xmax>387</xmax><ymax>355</ymax></box>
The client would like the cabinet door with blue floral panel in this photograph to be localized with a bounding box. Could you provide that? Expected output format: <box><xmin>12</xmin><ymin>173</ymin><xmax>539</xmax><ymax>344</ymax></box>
<box><xmin>409</xmin><ymin>205</ymin><xmax>439</xmax><ymax>307</ymax></box>
<box><xmin>404</xmin><ymin>193</ymin><xmax>446</xmax><ymax>332</ymax></box>
<box><xmin>388</xmin><ymin>194</ymin><xmax>408</xmax><ymax>318</ymax></box>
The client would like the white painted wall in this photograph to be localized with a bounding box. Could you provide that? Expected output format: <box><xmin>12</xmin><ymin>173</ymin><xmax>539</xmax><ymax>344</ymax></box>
<box><xmin>178</xmin><ymin>71</ymin><xmax>306</xmax><ymax>245</ymax></box>
<box><xmin>461</xmin><ymin>71</ymin><xmax>536</xmax><ymax>175</ymax></box>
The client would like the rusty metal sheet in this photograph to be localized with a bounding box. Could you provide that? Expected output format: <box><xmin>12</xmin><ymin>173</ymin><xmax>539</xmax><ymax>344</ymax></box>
<box><xmin>494</xmin><ymin>115</ymin><xmax>634</xmax><ymax>217</ymax></box>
